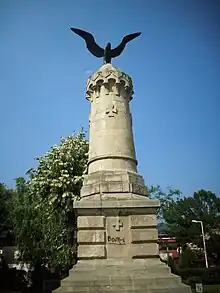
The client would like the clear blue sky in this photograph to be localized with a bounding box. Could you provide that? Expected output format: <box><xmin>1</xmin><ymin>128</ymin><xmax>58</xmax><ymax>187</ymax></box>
<box><xmin>0</xmin><ymin>0</ymin><xmax>219</xmax><ymax>196</ymax></box>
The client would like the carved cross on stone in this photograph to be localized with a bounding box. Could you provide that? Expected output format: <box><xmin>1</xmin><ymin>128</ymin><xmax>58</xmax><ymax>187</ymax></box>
<box><xmin>113</xmin><ymin>217</ymin><xmax>123</xmax><ymax>231</ymax></box>
<box><xmin>106</xmin><ymin>101</ymin><xmax>118</xmax><ymax>117</ymax></box>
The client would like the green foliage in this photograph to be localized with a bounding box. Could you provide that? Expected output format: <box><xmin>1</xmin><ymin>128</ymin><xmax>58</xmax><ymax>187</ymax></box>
<box><xmin>161</xmin><ymin>190</ymin><xmax>220</xmax><ymax>244</ymax></box>
<box><xmin>206</xmin><ymin>233</ymin><xmax>220</xmax><ymax>266</ymax></box>
<box><xmin>191</xmin><ymin>284</ymin><xmax>220</xmax><ymax>293</ymax></box>
<box><xmin>167</xmin><ymin>255</ymin><xmax>178</xmax><ymax>275</ymax></box>
<box><xmin>178</xmin><ymin>246</ymin><xmax>197</xmax><ymax>269</ymax></box>
<box><xmin>208</xmin><ymin>284</ymin><xmax>220</xmax><ymax>293</ymax></box>
<box><xmin>11</xmin><ymin>130</ymin><xmax>89</xmax><ymax>270</ymax></box>
<box><xmin>0</xmin><ymin>183</ymin><xmax>14</xmax><ymax>246</ymax></box>
<box><xmin>148</xmin><ymin>185</ymin><xmax>181</xmax><ymax>220</ymax></box>
<box><xmin>28</xmin><ymin>130</ymin><xmax>89</xmax><ymax>208</ymax></box>
<box><xmin>155</xmin><ymin>189</ymin><xmax>220</xmax><ymax>267</ymax></box>
<box><xmin>178</xmin><ymin>267</ymin><xmax>220</xmax><ymax>285</ymax></box>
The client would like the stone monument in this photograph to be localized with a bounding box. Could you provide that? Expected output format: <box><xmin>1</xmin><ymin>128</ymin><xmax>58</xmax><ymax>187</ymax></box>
<box><xmin>55</xmin><ymin>29</ymin><xmax>191</xmax><ymax>293</ymax></box>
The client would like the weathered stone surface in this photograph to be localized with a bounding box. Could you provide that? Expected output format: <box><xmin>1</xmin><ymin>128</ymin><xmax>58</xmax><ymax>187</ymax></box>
<box><xmin>131</xmin><ymin>228</ymin><xmax>158</xmax><ymax>243</ymax></box>
<box><xmin>81</xmin><ymin>170</ymin><xmax>148</xmax><ymax>198</ymax></box>
<box><xmin>78</xmin><ymin>216</ymin><xmax>105</xmax><ymax>229</ymax></box>
<box><xmin>55</xmin><ymin>260</ymin><xmax>191</xmax><ymax>293</ymax></box>
<box><xmin>78</xmin><ymin>245</ymin><xmax>106</xmax><ymax>259</ymax></box>
<box><xmin>74</xmin><ymin>198</ymin><xmax>161</xmax><ymax>263</ymax></box>
<box><xmin>83</xmin><ymin>171</ymin><xmax>145</xmax><ymax>186</ymax></box>
<box><xmin>74</xmin><ymin>198</ymin><xmax>160</xmax><ymax>210</ymax></box>
<box><xmin>107</xmin><ymin>216</ymin><xmax>129</xmax><ymax>259</ymax></box>
<box><xmin>132</xmin><ymin>243</ymin><xmax>159</xmax><ymax>258</ymax></box>
<box><xmin>78</xmin><ymin>230</ymin><xmax>105</xmax><ymax>244</ymax></box>
<box><xmin>130</xmin><ymin>214</ymin><xmax>157</xmax><ymax>228</ymax></box>
<box><xmin>86</xmin><ymin>64</ymin><xmax>137</xmax><ymax>175</ymax></box>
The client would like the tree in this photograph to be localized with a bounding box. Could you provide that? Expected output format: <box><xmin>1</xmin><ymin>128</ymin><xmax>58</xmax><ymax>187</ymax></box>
<box><xmin>178</xmin><ymin>245</ymin><xmax>197</xmax><ymax>269</ymax></box>
<box><xmin>161</xmin><ymin>190</ymin><xmax>220</xmax><ymax>240</ymax></box>
<box><xmin>12</xmin><ymin>177</ymin><xmax>42</xmax><ymax>264</ymax></box>
<box><xmin>148</xmin><ymin>185</ymin><xmax>182</xmax><ymax>221</ymax></box>
<box><xmin>160</xmin><ymin>189</ymin><xmax>220</xmax><ymax>265</ymax></box>
<box><xmin>0</xmin><ymin>183</ymin><xmax>14</xmax><ymax>246</ymax></box>
<box><xmin>11</xmin><ymin>130</ymin><xmax>89</xmax><ymax>271</ymax></box>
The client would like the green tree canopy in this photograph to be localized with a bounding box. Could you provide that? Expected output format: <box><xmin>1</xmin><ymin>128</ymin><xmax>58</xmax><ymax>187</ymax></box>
<box><xmin>162</xmin><ymin>190</ymin><xmax>220</xmax><ymax>241</ymax></box>
<box><xmin>0</xmin><ymin>183</ymin><xmax>14</xmax><ymax>246</ymax></box>
<box><xmin>148</xmin><ymin>185</ymin><xmax>182</xmax><ymax>221</ymax></box>
<box><xmin>160</xmin><ymin>189</ymin><xmax>220</xmax><ymax>265</ymax></box>
<box><xmin>11</xmin><ymin>130</ymin><xmax>89</xmax><ymax>270</ymax></box>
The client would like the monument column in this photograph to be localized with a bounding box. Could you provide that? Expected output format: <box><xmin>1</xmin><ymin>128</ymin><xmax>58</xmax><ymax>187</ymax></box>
<box><xmin>86</xmin><ymin>64</ymin><xmax>137</xmax><ymax>174</ymax></box>
<box><xmin>81</xmin><ymin>65</ymin><xmax>148</xmax><ymax>200</ymax></box>
<box><xmin>55</xmin><ymin>63</ymin><xmax>191</xmax><ymax>292</ymax></box>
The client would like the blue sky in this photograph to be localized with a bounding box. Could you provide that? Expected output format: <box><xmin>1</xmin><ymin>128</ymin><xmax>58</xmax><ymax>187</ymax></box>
<box><xmin>0</xmin><ymin>0</ymin><xmax>219</xmax><ymax>196</ymax></box>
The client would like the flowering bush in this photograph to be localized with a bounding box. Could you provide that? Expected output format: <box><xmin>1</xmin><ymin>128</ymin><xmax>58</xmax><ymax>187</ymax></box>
<box><xmin>12</xmin><ymin>130</ymin><xmax>89</xmax><ymax>269</ymax></box>
<box><xmin>29</xmin><ymin>130</ymin><xmax>88</xmax><ymax>207</ymax></box>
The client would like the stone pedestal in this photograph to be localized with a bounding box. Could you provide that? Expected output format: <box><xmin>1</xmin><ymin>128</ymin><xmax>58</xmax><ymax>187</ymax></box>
<box><xmin>76</xmin><ymin>197</ymin><xmax>159</xmax><ymax>261</ymax></box>
<box><xmin>55</xmin><ymin>64</ymin><xmax>191</xmax><ymax>292</ymax></box>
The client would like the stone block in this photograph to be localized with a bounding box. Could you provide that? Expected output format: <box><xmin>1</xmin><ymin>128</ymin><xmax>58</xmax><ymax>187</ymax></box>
<box><xmin>78</xmin><ymin>216</ymin><xmax>105</xmax><ymax>229</ymax></box>
<box><xmin>100</xmin><ymin>181</ymin><xmax>124</xmax><ymax>192</ymax></box>
<box><xmin>132</xmin><ymin>243</ymin><xmax>159</xmax><ymax>258</ymax></box>
<box><xmin>130</xmin><ymin>183</ymin><xmax>148</xmax><ymax>195</ymax></box>
<box><xmin>126</xmin><ymin>172</ymin><xmax>145</xmax><ymax>185</ymax></box>
<box><xmin>74</xmin><ymin>199</ymin><xmax>159</xmax><ymax>210</ymax></box>
<box><xmin>81</xmin><ymin>183</ymin><xmax>100</xmax><ymax>196</ymax></box>
<box><xmin>130</xmin><ymin>214</ymin><xmax>157</xmax><ymax>228</ymax></box>
<box><xmin>131</xmin><ymin>229</ymin><xmax>158</xmax><ymax>243</ymax></box>
<box><xmin>78</xmin><ymin>230</ymin><xmax>105</xmax><ymax>244</ymax></box>
<box><xmin>78</xmin><ymin>245</ymin><xmax>106</xmax><ymax>259</ymax></box>
<box><xmin>80</xmin><ymin>170</ymin><xmax>150</xmax><ymax>197</ymax></box>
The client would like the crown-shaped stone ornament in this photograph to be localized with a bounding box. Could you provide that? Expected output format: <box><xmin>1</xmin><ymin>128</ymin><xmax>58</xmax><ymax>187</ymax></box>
<box><xmin>86</xmin><ymin>64</ymin><xmax>134</xmax><ymax>102</ymax></box>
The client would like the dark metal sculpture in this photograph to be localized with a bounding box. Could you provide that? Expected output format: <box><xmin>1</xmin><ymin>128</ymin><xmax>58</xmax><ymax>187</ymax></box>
<box><xmin>70</xmin><ymin>28</ymin><xmax>141</xmax><ymax>64</ymax></box>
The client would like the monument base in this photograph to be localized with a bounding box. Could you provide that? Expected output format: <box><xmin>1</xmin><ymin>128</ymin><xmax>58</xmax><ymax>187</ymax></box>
<box><xmin>55</xmin><ymin>259</ymin><xmax>191</xmax><ymax>293</ymax></box>
<box><xmin>54</xmin><ymin>195</ymin><xmax>191</xmax><ymax>293</ymax></box>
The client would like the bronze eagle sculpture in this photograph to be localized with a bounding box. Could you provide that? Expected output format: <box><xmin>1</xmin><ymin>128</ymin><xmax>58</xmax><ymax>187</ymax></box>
<box><xmin>70</xmin><ymin>27</ymin><xmax>141</xmax><ymax>64</ymax></box>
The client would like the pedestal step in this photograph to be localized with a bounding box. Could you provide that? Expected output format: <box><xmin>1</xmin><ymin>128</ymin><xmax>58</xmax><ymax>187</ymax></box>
<box><xmin>54</xmin><ymin>263</ymin><xmax>191</xmax><ymax>293</ymax></box>
<box><xmin>61</xmin><ymin>278</ymin><xmax>188</xmax><ymax>289</ymax></box>
<box><xmin>61</xmin><ymin>288</ymin><xmax>190</xmax><ymax>293</ymax></box>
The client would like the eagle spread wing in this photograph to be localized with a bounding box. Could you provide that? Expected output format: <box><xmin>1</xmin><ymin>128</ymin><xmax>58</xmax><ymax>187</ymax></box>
<box><xmin>70</xmin><ymin>28</ymin><xmax>104</xmax><ymax>58</ymax></box>
<box><xmin>111</xmin><ymin>32</ymin><xmax>141</xmax><ymax>58</ymax></box>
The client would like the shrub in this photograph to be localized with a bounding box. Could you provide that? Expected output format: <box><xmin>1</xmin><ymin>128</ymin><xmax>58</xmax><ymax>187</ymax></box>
<box><xmin>178</xmin><ymin>267</ymin><xmax>220</xmax><ymax>285</ymax></box>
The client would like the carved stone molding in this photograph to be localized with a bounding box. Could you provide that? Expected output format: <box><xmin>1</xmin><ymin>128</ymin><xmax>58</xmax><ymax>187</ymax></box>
<box><xmin>105</xmin><ymin>101</ymin><xmax>118</xmax><ymax>117</ymax></box>
<box><xmin>86</xmin><ymin>64</ymin><xmax>134</xmax><ymax>102</ymax></box>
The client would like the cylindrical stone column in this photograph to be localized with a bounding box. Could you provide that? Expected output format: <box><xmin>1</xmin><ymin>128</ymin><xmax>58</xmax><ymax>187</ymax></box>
<box><xmin>86</xmin><ymin>64</ymin><xmax>138</xmax><ymax>174</ymax></box>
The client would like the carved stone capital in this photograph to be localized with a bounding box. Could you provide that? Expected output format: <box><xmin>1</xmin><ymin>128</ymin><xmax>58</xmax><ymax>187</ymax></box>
<box><xmin>86</xmin><ymin>64</ymin><xmax>134</xmax><ymax>102</ymax></box>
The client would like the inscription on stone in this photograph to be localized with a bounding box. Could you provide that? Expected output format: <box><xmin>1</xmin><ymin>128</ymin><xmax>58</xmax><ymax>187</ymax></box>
<box><xmin>107</xmin><ymin>216</ymin><xmax>129</xmax><ymax>258</ymax></box>
<box><xmin>108</xmin><ymin>236</ymin><xmax>126</xmax><ymax>245</ymax></box>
